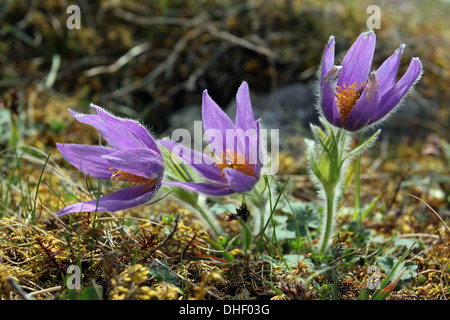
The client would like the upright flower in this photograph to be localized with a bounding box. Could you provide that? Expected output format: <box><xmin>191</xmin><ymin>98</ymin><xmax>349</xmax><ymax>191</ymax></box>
<box><xmin>160</xmin><ymin>82</ymin><xmax>261</xmax><ymax>196</ymax></box>
<box><xmin>319</xmin><ymin>30</ymin><xmax>422</xmax><ymax>131</ymax></box>
<box><xmin>309</xmin><ymin>31</ymin><xmax>423</xmax><ymax>255</ymax></box>
<box><xmin>56</xmin><ymin>104</ymin><xmax>164</xmax><ymax>215</ymax></box>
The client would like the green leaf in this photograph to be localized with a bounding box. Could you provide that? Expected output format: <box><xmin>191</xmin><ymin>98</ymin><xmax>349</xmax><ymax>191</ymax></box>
<box><xmin>393</xmin><ymin>237</ymin><xmax>420</xmax><ymax>250</ymax></box>
<box><xmin>268</xmin><ymin>215</ymin><xmax>296</xmax><ymax>241</ymax></box>
<box><xmin>377</xmin><ymin>256</ymin><xmax>417</xmax><ymax>284</ymax></box>
<box><xmin>344</xmin><ymin>129</ymin><xmax>381</xmax><ymax>161</ymax></box>
<box><xmin>360</xmin><ymin>193</ymin><xmax>382</xmax><ymax>220</ymax></box>
<box><xmin>282</xmin><ymin>254</ymin><xmax>314</xmax><ymax>270</ymax></box>
<box><xmin>49</xmin><ymin>120</ymin><xmax>66</xmax><ymax>132</ymax></box>
<box><xmin>204</xmin><ymin>238</ymin><xmax>234</xmax><ymax>262</ymax></box>
<box><xmin>149</xmin><ymin>262</ymin><xmax>179</xmax><ymax>284</ymax></box>
<box><xmin>210</xmin><ymin>202</ymin><xmax>238</xmax><ymax>215</ymax></box>
<box><xmin>372</xmin><ymin>241</ymin><xmax>417</xmax><ymax>299</ymax></box>
<box><xmin>358</xmin><ymin>288</ymin><xmax>371</xmax><ymax>300</ymax></box>
<box><xmin>60</xmin><ymin>286</ymin><xmax>103</xmax><ymax>300</ymax></box>
<box><xmin>284</xmin><ymin>202</ymin><xmax>321</xmax><ymax>237</ymax></box>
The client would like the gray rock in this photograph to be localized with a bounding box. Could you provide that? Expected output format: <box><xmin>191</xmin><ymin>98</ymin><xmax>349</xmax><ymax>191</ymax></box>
<box><xmin>226</xmin><ymin>81</ymin><xmax>318</xmax><ymax>134</ymax></box>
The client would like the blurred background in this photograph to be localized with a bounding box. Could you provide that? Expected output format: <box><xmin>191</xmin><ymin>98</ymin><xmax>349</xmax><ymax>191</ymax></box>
<box><xmin>0</xmin><ymin>0</ymin><xmax>448</xmax><ymax>152</ymax></box>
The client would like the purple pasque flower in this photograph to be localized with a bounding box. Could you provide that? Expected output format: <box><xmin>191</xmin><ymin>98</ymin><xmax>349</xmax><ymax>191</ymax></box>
<box><xmin>319</xmin><ymin>30</ymin><xmax>422</xmax><ymax>132</ymax></box>
<box><xmin>56</xmin><ymin>104</ymin><xmax>164</xmax><ymax>215</ymax></box>
<box><xmin>160</xmin><ymin>81</ymin><xmax>261</xmax><ymax>196</ymax></box>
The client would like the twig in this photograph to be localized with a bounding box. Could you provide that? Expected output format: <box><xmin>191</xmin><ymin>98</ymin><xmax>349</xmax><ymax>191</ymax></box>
<box><xmin>327</xmin><ymin>242</ymin><xmax>373</xmax><ymax>266</ymax></box>
<box><xmin>164</xmin><ymin>24</ymin><xmax>206</xmax><ymax>79</ymax></box>
<box><xmin>28</xmin><ymin>285</ymin><xmax>62</xmax><ymax>298</ymax></box>
<box><xmin>409</xmin><ymin>194</ymin><xmax>450</xmax><ymax>234</ymax></box>
<box><xmin>396</xmin><ymin>233</ymin><xmax>439</xmax><ymax>239</ymax></box>
<box><xmin>206</xmin><ymin>24</ymin><xmax>279</xmax><ymax>59</ymax></box>
<box><xmin>84</xmin><ymin>42</ymin><xmax>152</xmax><ymax>77</ymax></box>
<box><xmin>44</xmin><ymin>54</ymin><xmax>61</xmax><ymax>90</ymax></box>
<box><xmin>249</xmin><ymin>270</ymin><xmax>284</xmax><ymax>295</ymax></box>
<box><xmin>144</xmin><ymin>212</ymin><xmax>180</xmax><ymax>261</ymax></box>
<box><xmin>185</xmin><ymin>46</ymin><xmax>226</xmax><ymax>91</ymax></box>
<box><xmin>104</xmin><ymin>15</ymin><xmax>206</xmax><ymax>100</ymax></box>
<box><xmin>113</xmin><ymin>8</ymin><xmax>205</xmax><ymax>27</ymax></box>
<box><xmin>7</xmin><ymin>277</ymin><xmax>34</xmax><ymax>300</ymax></box>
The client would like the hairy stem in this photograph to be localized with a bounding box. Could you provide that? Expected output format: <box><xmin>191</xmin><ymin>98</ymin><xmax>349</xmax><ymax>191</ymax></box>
<box><xmin>319</xmin><ymin>189</ymin><xmax>336</xmax><ymax>255</ymax></box>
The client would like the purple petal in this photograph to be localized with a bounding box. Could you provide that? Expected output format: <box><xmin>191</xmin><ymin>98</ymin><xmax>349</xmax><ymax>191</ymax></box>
<box><xmin>321</xmin><ymin>36</ymin><xmax>336</xmax><ymax>87</ymax></box>
<box><xmin>344</xmin><ymin>72</ymin><xmax>380</xmax><ymax>131</ymax></box>
<box><xmin>202</xmin><ymin>90</ymin><xmax>235</xmax><ymax>153</ymax></box>
<box><xmin>225</xmin><ymin>126</ymin><xmax>259</xmax><ymax>164</ymax></box>
<box><xmin>56</xmin><ymin>143</ymin><xmax>115</xmax><ymax>179</ymax></box>
<box><xmin>68</xmin><ymin>109</ymin><xmax>133</xmax><ymax>150</ymax></box>
<box><xmin>320</xmin><ymin>66</ymin><xmax>342</xmax><ymax>126</ymax></box>
<box><xmin>69</xmin><ymin>104</ymin><xmax>159</xmax><ymax>152</ymax></box>
<box><xmin>91</xmin><ymin>104</ymin><xmax>160</xmax><ymax>153</ymax></box>
<box><xmin>375</xmin><ymin>44</ymin><xmax>404</xmax><ymax>98</ymax></box>
<box><xmin>103</xmin><ymin>148</ymin><xmax>164</xmax><ymax>180</ymax></box>
<box><xmin>372</xmin><ymin>57</ymin><xmax>423</xmax><ymax>122</ymax></box>
<box><xmin>235</xmin><ymin>82</ymin><xmax>256</xmax><ymax>131</ymax></box>
<box><xmin>57</xmin><ymin>182</ymin><xmax>161</xmax><ymax>215</ymax></box>
<box><xmin>337</xmin><ymin>31</ymin><xmax>376</xmax><ymax>88</ymax></box>
<box><xmin>224</xmin><ymin>168</ymin><xmax>258</xmax><ymax>193</ymax></box>
<box><xmin>159</xmin><ymin>140</ymin><xmax>224</xmax><ymax>182</ymax></box>
<box><xmin>251</xmin><ymin>120</ymin><xmax>261</xmax><ymax>178</ymax></box>
<box><xmin>162</xmin><ymin>180</ymin><xmax>235</xmax><ymax>196</ymax></box>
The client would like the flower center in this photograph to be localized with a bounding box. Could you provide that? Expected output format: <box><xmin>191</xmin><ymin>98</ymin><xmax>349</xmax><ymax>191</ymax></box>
<box><xmin>215</xmin><ymin>149</ymin><xmax>255</xmax><ymax>179</ymax></box>
<box><xmin>110</xmin><ymin>167</ymin><xmax>158</xmax><ymax>189</ymax></box>
<box><xmin>335</xmin><ymin>81</ymin><xmax>365</xmax><ymax>125</ymax></box>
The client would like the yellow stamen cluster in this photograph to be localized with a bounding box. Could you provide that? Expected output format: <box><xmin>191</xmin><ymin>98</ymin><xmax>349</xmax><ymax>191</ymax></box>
<box><xmin>215</xmin><ymin>149</ymin><xmax>255</xmax><ymax>179</ymax></box>
<box><xmin>110</xmin><ymin>167</ymin><xmax>157</xmax><ymax>188</ymax></box>
<box><xmin>335</xmin><ymin>81</ymin><xmax>365</xmax><ymax>125</ymax></box>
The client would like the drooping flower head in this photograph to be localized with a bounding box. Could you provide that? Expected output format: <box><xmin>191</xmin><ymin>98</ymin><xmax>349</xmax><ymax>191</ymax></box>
<box><xmin>160</xmin><ymin>82</ymin><xmax>261</xmax><ymax>196</ymax></box>
<box><xmin>319</xmin><ymin>30</ymin><xmax>422</xmax><ymax>132</ymax></box>
<box><xmin>56</xmin><ymin>104</ymin><xmax>164</xmax><ymax>215</ymax></box>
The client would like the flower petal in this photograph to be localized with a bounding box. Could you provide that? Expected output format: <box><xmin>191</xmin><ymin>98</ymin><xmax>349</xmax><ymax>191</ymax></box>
<box><xmin>321</xmin><ymin>66</ymin><xmax>342</xmax><ymax>127</ymax></box>
<box><xmin>56</xmin><ymin>143</ymin><xmax>115</xmax><ymax>179</ymax></box>
<box><xmin>57</xmin><ymin>183</ymin><xmax>161</xmax><ymax>215</ymax></box>
<box><xmin>162</xmin><ymin>180</ymin><xmax>235</xmax><ymax>196</ymax></box>
<box><xmin>344</xmin><ymin>72</ymin><xmax>380</xmax><ymax>131</ymax></box>
<box><xmin>375</xmin><ymin>44</ymin><xmax>404</xmax><ymax>98</ymax></box>
<box><xmin>69</xmin><ymin>104</ymin><xmax>159</xmax><ymax>152</ymax></box>
<box><xmin>159</xmin><ymin>140</ymin><xmax>224</xmax><ymax>182</ymax></box>
<box><xmin>225</xmin><ymin>126</ymin><xmax>259</xmax><ymax>166</ymax></box>
<box><xmin>321</xmin><ymin>36</ymin><xmax>336</xmax><ymax>87</ymax></box>
<box><xmin>251</xmin><ymin>120</ymin><xmax>261</xmax><ymax>179</ymax></box>
<box><xmin>224</xmin><ymin>168</ymin><xmax>258</xmax><ymax>193</ymax></box>
<box><xmin>372</xmin><ymin>57</ymin><xmax>423</xmax><ymax>123</ymax></box>
<box><xmin>103</xmin><ymin>148</ymin><xmax>164</xmax><ymax>180</ymax></box>
<box><xmin>337</xmin><ymin>31</ymin><xmax>376</xmax><ymax>88</ymax></box>
<box><xmin>202</xmin><ymin>89</ymin><xmax>235</xmax><ymax>153</ymax></box>
<box><xmin>91</xmin><ymin>104</ymin><xmax>160</xmax><ymax>153</ymax></box>
<box><xmin>235</xmin><ymin>82</ymin><xmax>256</xmax><ymax>131</ymax></box>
